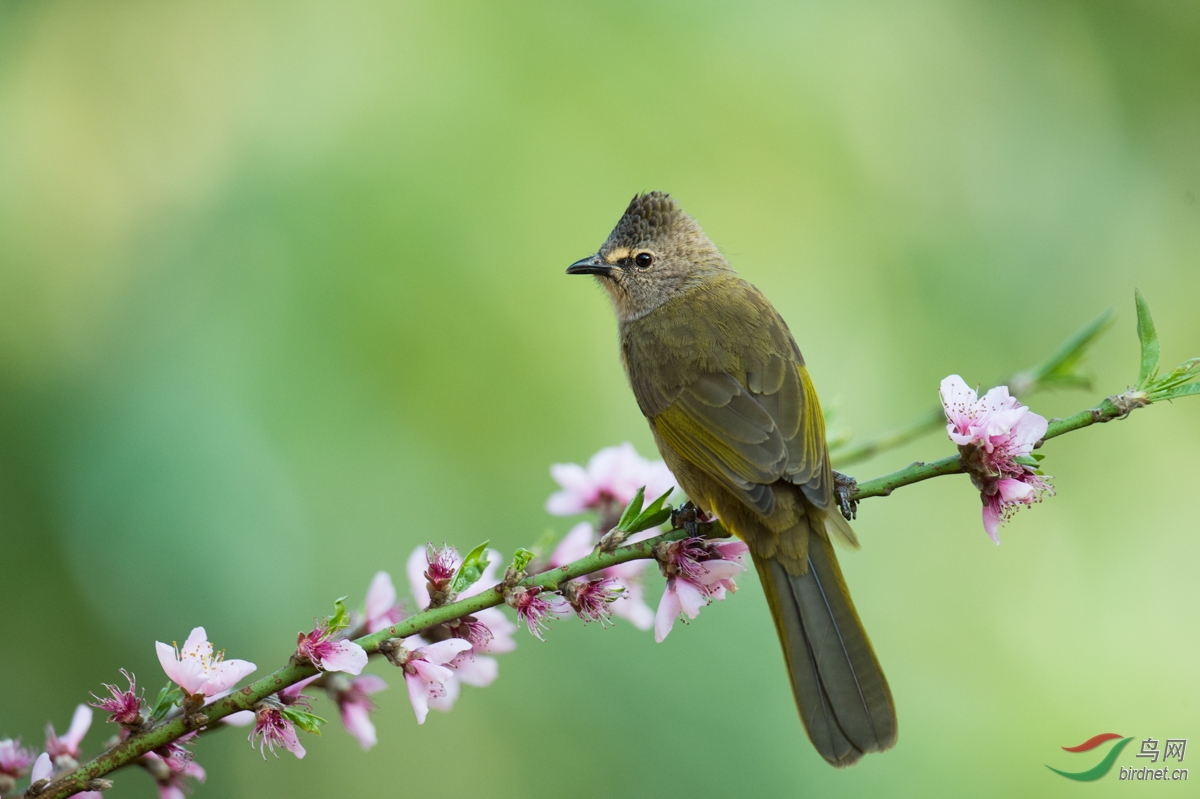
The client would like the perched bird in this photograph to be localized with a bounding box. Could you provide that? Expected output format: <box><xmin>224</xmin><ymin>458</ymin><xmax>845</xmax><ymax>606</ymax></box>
<box><xmin>566</xmin><ymin>192</ymin><xmax>896</xmax><ymax>767</ymax></box>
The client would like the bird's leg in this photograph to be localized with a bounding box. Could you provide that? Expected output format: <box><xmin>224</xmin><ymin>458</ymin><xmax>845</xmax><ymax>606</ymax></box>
<box><xmin>670</xmin><ymin>501</ymin><xmax>702</xmax><ymax>536</ymax></box>
<box><xmin>832</xmin><ymin>470</ymin><xmax>858</xmax><ymax>521</ymax></box>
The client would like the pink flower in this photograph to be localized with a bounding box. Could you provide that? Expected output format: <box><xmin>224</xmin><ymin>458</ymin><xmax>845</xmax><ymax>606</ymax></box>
<box><xmin>473</xmin><ymin>607</ymin><xmax>517</xmax><ymax>654</ymax></box>
<box><xmin>153</xmin><ymin>732</ymin><xmax>198</xmax><ymax>774</ymax></box>
<box><xmin>505</xmin><ymin>586</ymin><xmax>567</xmax><ymax>641</ymax></box>
<box><xmin>331</xmin><ymin>674</ymin><xmax>388</xmax><ymax>750</ymax></box>
<box><xmin>90</xmin><ymin>669</ymin><xmax>143</xmax><ymax>727</ymax></box>
<box><xmin>549</xmin><ymin>521</ymin><xmax>655</xmax><ymax>630</ymax></box>
<box><xmin>654</xmin><ymin>538</ymin><xmax>748</xmax><ymax>642</ymax></box>
<box><xmin>143</xmin><ymin>751</ymin><xmax>205</xmax><ymax>799</ymax></box>
<box><xmin>295</xmin><ymin>622</ymin><xmax>367</xmax><ymax>675</ymax></box>
<box><xmin>45</xmin><ymin>704</ymin><xmax>92</xmax><ymax>762</ymax></box>
<box><xmin>155</xmin><ymin>628</ymin><xmax>257</xmax><ymax>698</ymax></box>
<box><xmin>405</xmin><ymin>545</ymin><xmax>502</xmax><ymax>609</ymax></box>
<box><xmin>249</xmin><ymin>707</ymin><xmax>305</xmax><ymax>759</ymax></box>
<box><xmin>940</xmin><ymin>375</ymin><xmax>1054</xmax><ymax>543</ymax></box>
<box><xmin>278</xmin><ymin>675</ymin><xmax>319</xmax><ymax>708</ymax></box>
<box><xmin>363</xmin><ymin>571</ymin><xmax>403</xmax><ymax>634</ymax></box>
<box><xmin>404</xmin><ymin>544</ymin><xmax>512</xmax><ymax>686</ymax></box>
<box><xmin>564</xmin><ymin>578</ymin><xmax>623</xmax><ymax>624</ymax></box>
<box><xmin>0</xmin><ymin>738</ymin><xmax>36</xmax><ymax>777</ymax></box>
<box><xmin>396</xmin><ymin>639</ymin><xmax>473</xmax><ymax>724</ymax></box>
<box><xmin>546</xmin><ymin>443</ymin><xmax>679</xmax><ymax>516</ymax></box>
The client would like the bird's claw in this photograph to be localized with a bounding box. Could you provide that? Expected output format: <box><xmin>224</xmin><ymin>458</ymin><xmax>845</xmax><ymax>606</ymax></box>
<box><xmin>833</xmin><ymin>470</ymin><xmax>858</xmax><ymax>521</ymax></box>
<box><xmin>671</xmin><ymin>501</ymin><xmax>702</xmax><ymax>537</ymax></box>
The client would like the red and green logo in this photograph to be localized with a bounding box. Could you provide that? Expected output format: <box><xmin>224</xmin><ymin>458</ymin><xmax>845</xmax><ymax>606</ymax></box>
<box><xmin>1047</xmin><ymin>733</ymin><xmax>1134</xmax><ymax>781</ymax></box>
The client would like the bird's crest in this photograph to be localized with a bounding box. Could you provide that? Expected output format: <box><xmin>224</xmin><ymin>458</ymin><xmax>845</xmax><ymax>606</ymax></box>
<box><xmin>608</xmin><ymin>192</ymin><xmax>688</xmax><ymax>248</ymax></box>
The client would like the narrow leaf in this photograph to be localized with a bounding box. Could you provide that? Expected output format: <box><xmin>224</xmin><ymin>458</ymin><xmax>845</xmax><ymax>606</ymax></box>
<box><xmin>1135</xmin><ymin>289</ymin><xmax>1160</xmax><ymax>389</ymax></box>
<box><xmin>450</xmin><ymin>540</ymin><xmax>491</xmax><ymax>594</ymax></box>
<box><xmin>615</xmin><ymin>487</ymin><xmax>646</xmax><ymax>532</ymax></box>
<box><xmin>1020</xmin><ymin>308</ymin><xmax>1115</xmax><ymax>391</ymax></box>
<box><xmin>1153</xmin><ymin>383</ymin><xmax>1200</xmax><ymax>401</ymax></box>
<box><xmin>627</xmin><ymin>507</ymin><xmax>673</xmax><ymax>533</ymax></box>
<box><xmin>151</xmin><ymin>683</ymin><xmax>184</xmax><ymax>721</ymax></box>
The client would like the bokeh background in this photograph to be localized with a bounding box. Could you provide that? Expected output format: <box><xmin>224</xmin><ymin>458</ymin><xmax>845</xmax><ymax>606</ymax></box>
<box><xmin>2</xmin><ymin>1</ymin><xmax>1198</xmax><ymax>797</ymax></box>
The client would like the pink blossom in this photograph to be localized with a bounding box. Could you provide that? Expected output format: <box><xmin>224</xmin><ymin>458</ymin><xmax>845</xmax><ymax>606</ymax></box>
<box><xmin>249</xmin><ymin>707</ymin><xmax>305</xmax><ymax>759</ymax></box>
<box><xmin>473</xmin><ymin>607</ymin><xmax>517</xmax><ymax>654</ymax></box>
<box><xmin>396</xmin><ymin>639</ymin><xmax>473</xmax><ymax>724</ymax></box>
<box><xmin>278</xmin><ymin>674</ymin><xmax>319</xmax><ymax>708</ymax></box>
<box><xmin>405</xmin><ymin>545</ymin><xmax>502</xmax><ymax>609</ymax></box>
<box><xmin>940</xmin><ymin>375</ymin><xmax>1054</xmax><ymax>543</ymax></box>
<box><xmin>155</xmin><ymin>628</ymin><xmax>257</xmax><ymax>698</ymax></box>
<box><xmin>154</xmin><ymin>732</ymin><xmax>198</xmax><ymax>774</ymax></box>
<box><xmin>654</xmin><ymin>538</ymin><xmax>748</xmax><ymax>642</ymax></box>
<box><xmin>90</xmin><ymin>669</ymin><xmax>143</xmax><ymax>727</ymax></box>
<box><xmin>505</xmin><ymin>587</ymin><xmax>567</xmax><ymax>641</ymax></box>
<box><xmin>363</xmin><ymin>571</ymin><xmax>403</xmax><ymax>634</ymax></box>
<box><xmin>404</xmin><ymin>544</ymin><xmax>511</xmax><ymax>684</ymax></box>
<box><xmin>0</xmin><ymin>738</ymin><xmax>36</xmax><ymax>777</ymax></box>
<box><xmin>143</xmin><ymin>751</ymin><xmax>205</xmax><ymax>799</ymax></box>
<box><xmin>295</xmin><ymin>622</ymin><xmax>367</xmax><ymax>675</ymax></box>
<box><xmin>45</xmin><ymin>704</ymin><xmax>92</xmax><ymax>761</ymax></box>
<box><xmin>331</xmin><ymin>674</ymin><xmax>388</xmax><ymax>750</ymax></box>
<box><xmin>546</xmin><ymin>442</ymin><xmax>679</xmax><ymax>516</ymax></box>
<box><xmin>564</xmin><ymin>578</ymin><xmax>623</xmax><ymax>624</ymax></box>
<box><xmin>549</xmin><ymin>521</ymin><xmax>655</xmax><ymax>630</ymax></box>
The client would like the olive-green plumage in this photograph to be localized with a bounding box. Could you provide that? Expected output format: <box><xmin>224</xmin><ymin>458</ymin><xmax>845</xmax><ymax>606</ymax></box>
<box><xmin>567</xmin><ymin>192</ymin><xmax>897</xmax><ymax>767</ymax></box>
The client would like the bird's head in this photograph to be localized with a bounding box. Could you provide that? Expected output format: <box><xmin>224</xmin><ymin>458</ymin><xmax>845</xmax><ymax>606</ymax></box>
<box><xmin>567</xmin><ymin>192</ymin><xmax>732</xmax><ymax>322</ymax></box>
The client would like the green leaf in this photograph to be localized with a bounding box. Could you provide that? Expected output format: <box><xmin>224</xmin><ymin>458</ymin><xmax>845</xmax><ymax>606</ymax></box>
<box><xmin>1135</xmin><ymin>289</ymin><xmax>1160</xmax><ymax>389</ymax></box>
<box><xmin>280</xmin><ymin>706</ymin><xmax>326</xmax><ymax>735</ymax></box>
<box><xmin>327</xmin><ymin>596</ymin><xmax>350</xmax><ymax>634</ymax></box>
<box><xmin>1019</xmin><ymin>308</ymin><xmax>1115</xmax><ymax>391</ymax></box>
<box><xmin>615</xmin><ymin>487</ymin><xmax>646</xmax><ymax>531</ymax></box>
<box><xmin>1031</xmin><ymin>452</ymin><xmax>1046</xmax><ymax>461</ymax></box>
<box><xmin>1153</xmin><ymin>383</ymin><xmax>1200</xmax><ymax>401</ymax></box>
<box><xmin>510</xmin><ymin>548</ymin><xmax>535</xmax><ymax>573</ymax></box>
<box><xmin>624</xmin><ymin>487</ymin><xmax>674</xmax><ymax>533</ymax></box>
<box><xmin>151</xmin><ymin>682</ymin><xmax>184</xmax><ymax>721</ymax></box>
<box><xmin>1013</xmin><ymin>455</ymin><xmax>1040</xmax><ymax>467</ymax></box>
<box><xmin>627</xmin><ymin>507</ymin><xmax>673</xmax><ymax>533</ymax></box>
<box><xmin>450</xmin><ymin>540</ymin><xmax>491</xmax><ymax>594</ymax></box>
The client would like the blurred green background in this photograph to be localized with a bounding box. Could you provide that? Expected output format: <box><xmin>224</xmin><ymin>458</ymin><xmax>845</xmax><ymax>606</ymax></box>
<box><xmin>2</xmin><ymin>1</ymin><xmax>1198</xmax><ymax>796</ymax></box>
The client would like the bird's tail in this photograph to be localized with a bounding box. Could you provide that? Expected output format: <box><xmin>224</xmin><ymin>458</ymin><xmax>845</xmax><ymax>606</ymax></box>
<box><xmin>751</xmin><ymin>522</ymin><xmax>897</xmax><ymax>767</ymax></box>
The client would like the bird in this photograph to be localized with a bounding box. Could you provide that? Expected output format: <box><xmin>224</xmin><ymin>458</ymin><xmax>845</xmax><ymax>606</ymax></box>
<box><xmin>565</xmin><ymin>192</ymin><xmax>896</xmax><ymax>767</ymax></box>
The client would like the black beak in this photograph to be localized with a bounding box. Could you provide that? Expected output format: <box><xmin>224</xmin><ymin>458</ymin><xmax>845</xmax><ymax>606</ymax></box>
<box><xmin>566</xmin><ymin>254</ymin><xmax>613</xmax><ymax>276</ymax></box>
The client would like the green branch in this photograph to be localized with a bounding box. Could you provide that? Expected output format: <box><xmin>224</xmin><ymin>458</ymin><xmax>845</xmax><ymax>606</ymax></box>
<box><xmin>31</xmin><ymin>292</ymin><xmax>1197</xmax><ymax>799</ymax></box>
<box><xmin>832</xmin><ymin>309</ymin><xmax>1114</xmax><ymax>467</ymax></box>
<box><xmin>35</xmin><ymin>526</ymin><xmax>713</xmax><ymax>799</ymax></box>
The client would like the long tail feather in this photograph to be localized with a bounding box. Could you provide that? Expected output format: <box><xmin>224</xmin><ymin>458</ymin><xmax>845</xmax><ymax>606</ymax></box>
<box><xmin>752</xmin><ymin>530</ymin><xmax>897</xmax><ymax>767</ymax></box>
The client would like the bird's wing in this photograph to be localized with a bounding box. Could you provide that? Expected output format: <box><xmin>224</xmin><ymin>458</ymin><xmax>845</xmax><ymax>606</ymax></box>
<box><xmin>652</xmin><ymin>350</ymin><xmax>832</xmax><ymax>516</ymax></box>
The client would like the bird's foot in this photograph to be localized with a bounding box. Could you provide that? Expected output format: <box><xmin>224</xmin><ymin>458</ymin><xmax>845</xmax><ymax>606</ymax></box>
<box><xmin>670</xmin><ymin>501</ymin><xmax>703</xmax><ymax>537</ymax></box>
<box><xmin>832</xmin><ymin>470</ymin><xmax>858</xmax><ymax>521</ymax></box>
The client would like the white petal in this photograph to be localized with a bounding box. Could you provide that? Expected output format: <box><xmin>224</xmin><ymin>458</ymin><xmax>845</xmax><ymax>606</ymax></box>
<box><xmin>364</xmin><ymin>572</ymin><xmax>397</xmax><ymax>624</ymax></box>
<box><xmin>654</xmin><ymin>583</ymin><xmax>681</xmax><ymax>643</ymax></box>
<box><xmin>320</xmin><ymin>641</ymin><xmax>368</xmax><ymax>675</ymax></box>
<box><xmin>419</xmin><ymin>638</ymin><xmax>473</xmax><ymax>665</ymax></box>
<box><xmin>406</xmin><ymin>546</ymin><xmax>431</xmax><ymax>608</ymax></box>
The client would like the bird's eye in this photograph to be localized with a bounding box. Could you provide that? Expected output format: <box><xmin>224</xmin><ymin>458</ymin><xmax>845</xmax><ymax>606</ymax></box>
<box><xmin>635</xmin><ymin>252</ymin><xmax>654</xmax><ymax>268</ymax></box>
